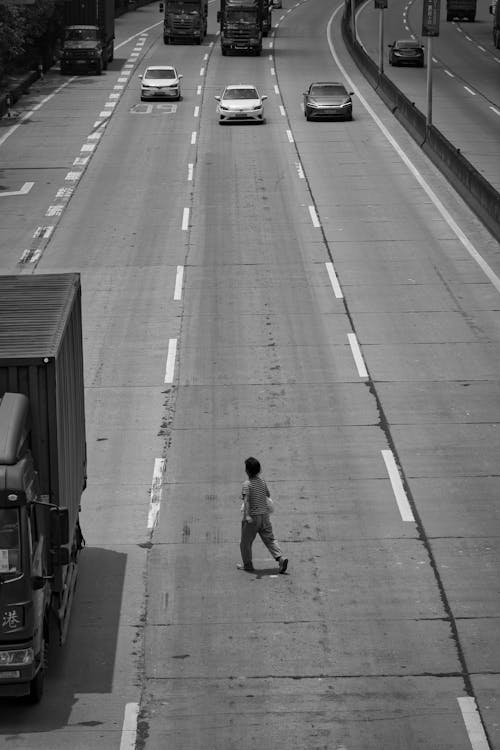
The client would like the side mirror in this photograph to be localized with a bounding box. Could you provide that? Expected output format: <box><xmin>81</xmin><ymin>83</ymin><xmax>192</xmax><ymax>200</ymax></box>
<box><xmin>138</xmin><ymin>74</ymin><xmax>143</xmax><ymax>79</ymax></box>
<box><xmin>214</xmin><ymin>95</ymin><xmax>221</xmax><ymax>101</ymax></box>
<box><xmin>261</xmin><ymin>95</ymin><xmax>268</xmax><ymax>101</ymax></box>
<box><xmin>49</xmin><ymin>506</ymin><xmax>69</xmax><ymax>548</ymax></box>
<box><xmin>217</xmin><ymin>10</ymin><xmax>221</xmax><ymax>20</ymax></box>
<box><xmin>178</xmin><ymin>74</ymin><xmax>183</xmax><ymax>79</ymax></box>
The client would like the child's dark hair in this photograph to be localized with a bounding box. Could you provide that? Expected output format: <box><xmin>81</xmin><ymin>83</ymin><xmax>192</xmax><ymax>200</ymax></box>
<box><xmin>245</xmin><ymin>457</ymin><xmax>261</xmax><ymax>477</ymax></box>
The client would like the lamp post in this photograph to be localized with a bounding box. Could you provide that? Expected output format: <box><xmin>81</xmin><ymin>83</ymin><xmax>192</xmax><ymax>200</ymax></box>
<box><xmin>421</xmin><ymin>0</ymin><xmax>440</xmax><ymax>129</ymax></box>
<box><xmin>374</xmin><ymin>0</ymin><xmax>387</xmax><ymax>74</ymax></box>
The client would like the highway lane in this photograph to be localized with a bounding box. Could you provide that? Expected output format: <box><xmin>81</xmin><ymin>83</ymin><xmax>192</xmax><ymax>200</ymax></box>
<box><xmin>140</xmin><ymin>3</ymin><xmax>499</xmax><ymax>750</ymax></box>
<box><xmin>355</xmin><ymin>0</ymin><xmax>500</xmax><ymax>191</ymax></box>
<box><xmin>0</xmin><ymin>0</ymin><xmax>499</xmax><ymax>747</ymax></box>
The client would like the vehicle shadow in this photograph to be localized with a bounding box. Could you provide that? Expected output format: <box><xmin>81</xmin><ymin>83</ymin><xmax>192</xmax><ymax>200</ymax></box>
<box><xmin>0</xmin><ymin>546</ymin><xmax>127</xmax><ymax>731</ymax></box>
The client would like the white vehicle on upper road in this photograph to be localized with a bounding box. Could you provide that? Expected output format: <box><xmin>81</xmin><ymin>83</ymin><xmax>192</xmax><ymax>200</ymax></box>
<box><xmin>215</xmin><ymin>84</ymin><xmax>267</xmax><ymax>124</ymax></box>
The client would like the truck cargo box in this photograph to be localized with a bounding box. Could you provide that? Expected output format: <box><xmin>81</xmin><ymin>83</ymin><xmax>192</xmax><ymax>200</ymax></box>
<box><xmin>63</xmin><ymin>0</ymin><xmax>115</xmax><ymax>42</ymax></box>
<box><xmin>0</xmin><ymin>274</ymin><xmax>87</xmax><ymax>538</ymax></box>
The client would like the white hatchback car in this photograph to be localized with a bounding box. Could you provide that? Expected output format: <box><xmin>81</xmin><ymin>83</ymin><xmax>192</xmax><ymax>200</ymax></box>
<box><xmin>139</xmin><ymin>65</ymin><xmax>182</xmax><ymax>101</ymax></box>
<box><xmin>215</xmin><ymin>84</ymin><xmax>267</xmax><ymax>124</ymax></box>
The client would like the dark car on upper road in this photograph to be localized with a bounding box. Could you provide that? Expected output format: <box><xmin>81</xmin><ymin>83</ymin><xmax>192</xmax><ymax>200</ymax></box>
<box><xmin>303</xmin><ymin>82</ymin><xmax>353</xmax><ymax>121</ymax></box>
<box><xmin>388</xmin><ymin>39</ymin><xmax>424</xmax><ymax>67</ymax></box>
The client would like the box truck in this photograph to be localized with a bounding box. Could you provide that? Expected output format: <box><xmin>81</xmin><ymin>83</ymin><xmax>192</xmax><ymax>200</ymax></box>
<box><xmin>60</xmin><ymin>0</ymin><xmax>115</xmax><ymax>75</ymax></box>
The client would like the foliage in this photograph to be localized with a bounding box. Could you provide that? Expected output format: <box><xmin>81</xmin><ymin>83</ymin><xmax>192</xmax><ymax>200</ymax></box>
<box><xmin>0</xmin><ymin>0</ymin><xmax>61</xmax><ymax>77</ymax></box>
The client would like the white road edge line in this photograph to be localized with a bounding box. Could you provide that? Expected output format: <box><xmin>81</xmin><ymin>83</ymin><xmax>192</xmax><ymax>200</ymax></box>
<box><xmin>347</xmin><ymin>332</ymin><xmax>368</xmax><ymax>378</ymax></box>
<box><xmin>457</xmin><ymin>697</ymin><xmax>490</xmax><ymax>750</ymax></box>
<box><xmin>119</xmin><ymin>702</ymin><xmax>139</xmax><ymax>750</ymax></box>
<box><xmin>326</xmin><ymin>5</ymin><xmax>500</xmax><ymax>296</ymax></box>
<box><xmin>325</xmin><ymin>261</ymin><xmax>343</xmax><ymax>298</ymax></box>
<box><xmin>174</xmin><ymin>265</ymin><xmax>184</xmax><ymax>300</ymax></box>
<box><xmin>381</xmin><ymin>449</ymin><xmax>415</xmax><ymax>522</ymax></box>
<box><xmin>164</xmin><ymin>338</ymin><xmax>177</xmax><ymax>384</ymax></box>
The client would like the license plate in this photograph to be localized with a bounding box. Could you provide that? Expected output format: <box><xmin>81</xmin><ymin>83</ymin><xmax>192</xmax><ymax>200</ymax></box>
<box><xmin>0</xmin><ymin>670</ymin><xmax>20</xmax><ymax>679</ymax></box>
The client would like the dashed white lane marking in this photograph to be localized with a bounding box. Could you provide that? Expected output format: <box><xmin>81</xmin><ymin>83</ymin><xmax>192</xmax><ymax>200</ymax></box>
<box><xmin>464</xmin><ymin>86</ymin><xmax>476</xmax><ymax>95</ymax></box>
<box><xmin>279</xmin><ymin>105</ymin><xmax>285</xmax><ymax>116</ymax></box>
<box><xmin>271</xmin><ymin>67</ymin><xmax>276</xmax><ymax>75</ymax></box>
<box><xmin>147</xmin><ymin>458</ymin><xmax>166</xmax><ymax>530</ymax></box>
<box><xmin>164</xmin><ymin>338</ymin><xmax>178</xmax><ymax>384</ymax></box>
<box><xmin>457</xmin><ymin>697</ymin><xmax>490</xmax><ymax>750</ymax></box>
<box><xmin>65</xmin><ymin>171</ymin><xmax>82</xmax><ymax>181</ymax></box>
<box><xmin>182</xmin><ymin>207</ymin><xmax>190</xmax><ymax>230</ymax></box>
<box><xmin>120</xmin><ymin>702</ymin><xmax>139</xmax><ymax>750</ymax></box>
<box><xmin>188</xmin><ymin>163</ymin><xmax>194</xmax><ymax>181</ymax></box>
<box><xmin>194</xmin><ymin>105</ymin><xmax>200</xmax><ymax>117</ymax></box>
<box><xmin>308</xmin><ymin>205</ymin><xmax>320</xmax><ymax>227</ymax></box>
<box><xmin>197</xmin><ymin>85</ymin><xmax>202</xmax><ymax>95</ymax></box>
<box><xmin>326</xmin><ymin>7</ymin><xmax>500</xmax><ymax>296</ymax></box>
<box><xmin>295</xmin><ymin>161</ymin><xmax>305</xmax><ymax>178</ymax></box>
<box><xmin>204</xmin><ymin>53</ymin><xmax>208</xmax><ymax>60</ymax></box>
<box><xmin>381</xmin><ymin>450</ymin><xmax>415</xmax><ymax>522</ymax></box>
<box><xmin>490</xmin><ymin>106</ymin><xmax>500</xmax><ymax>116</ymax></box>
<box><xmin>286</xmin><ymin>129</ymin><xmax>294</xmax><ymax>142</ymax></box>
<box><xmin>347</xmin><ymin>332</ymin><xmax>369</xmax><ymax>379</ymax></box>
<box><xmin>200</xmin><ymin>66</ymin><xmax>205</xmax><ymax>76</ymax></box>
<box><xmin>444</xmin><ymin>69</ymin><xmax>454</xmax><ymax>77</ymax></box>
<box><xmin>174</xmin><ymin>265</ymin><xmax>184</xmax><ymax>300</ymax></box>
<box><xmin>274</xmin><ymin>84</ymin><xmax>280</xmax><ymax>95</ymax></box>
<box><xmin>46</xmin><ymin>205</ymin><xmax>64</xmax><ymax>216</ymax></box>
<box><xmin>191</xmin><ymin>131</ymin><xmax>197</xmax><ymax>144</ymax></box>
<box><xmin>325</xmin><ymin>261</ymin><xmax>343</xmax><ymax>299</ymax></box>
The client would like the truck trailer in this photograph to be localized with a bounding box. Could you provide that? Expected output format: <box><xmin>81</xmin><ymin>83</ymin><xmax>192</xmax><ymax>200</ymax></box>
<box><xmin>159</xmin><ymin>0</ymin><xmax>208</xmax><ymax>44</ymax></box>
<box><xmin>0</xmin><ymin>273</ymin><xmax>87</xmax><ymax>701</ymax></box>
<box><xmin>60</xmin><ymin>0</ymin><xmax>115</xmax><ymax>75</ymax></box>
<box><xmin>218</xmin><ymin>0</ymin><xmax>263</xmax><ymax>55</ymax></box>
<box><xmin>446</xmin><ymin>0</ymin><xmax>477</xmax><ymax>20</ymax></box>
<box><xmin>490</xmin><ymin>1</ymin><xmax>500</xmax><ymax>47</ymax></box>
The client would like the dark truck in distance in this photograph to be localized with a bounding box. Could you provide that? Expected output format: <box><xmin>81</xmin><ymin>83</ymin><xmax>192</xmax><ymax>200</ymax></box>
<box><xmin>218</xmin><ymin>0</ymin><xmax>263</xmax><ymax>55</ymax></box>
<box><xmin>60</xmin><ymin>0</ymin><xmax>115</xmax><ymax>74</ymax></box>
<box><xmin>446</xmin><ymin>0</ymin><xmax>477</xmax><ymax>20</ymax></box>
<box><xmin>0</xmin><ymin>274</ymin><xmax>87</xmax><ymax>701</ymax></box>
<box><xmin>159</xmin><ymin>0</ymin><xmax>208</xmax><ymax>44</ymax></box>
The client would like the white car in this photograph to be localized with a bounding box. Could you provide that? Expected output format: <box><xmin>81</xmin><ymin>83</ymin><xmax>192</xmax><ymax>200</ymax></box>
<box><xmin>215</xmin><ymin>84</ymin><xmax>267</xmax><ymax>124</ymax></box>
<box><xmin>139</xmin><ymin>65</ymin><xmax>182</xmax><ymax>101</ymax></box>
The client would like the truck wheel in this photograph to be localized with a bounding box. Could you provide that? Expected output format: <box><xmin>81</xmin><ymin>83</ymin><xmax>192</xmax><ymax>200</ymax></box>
<box><xmin>28</xmin><ymin>639</ymin><xmax>47</xmax><ymax>704</ymax></box>
<box><xmin>222</xmin><ymin>48</ymin><xmax>227</xmax><ymax>55</ymax></box>
<box><xmin>164</xmin><ymin>36</ymin><xmax>170</xmax><ymax>44</ymax></box>
<box><xmin>60</xmin><ymin>65</ymin><xmax>67</xmax><ymax>75</ymax></box>
<box><xmin>96</xmin><ymin>60</ymin><xmax>103</xmax><ymax>75</ymax></box>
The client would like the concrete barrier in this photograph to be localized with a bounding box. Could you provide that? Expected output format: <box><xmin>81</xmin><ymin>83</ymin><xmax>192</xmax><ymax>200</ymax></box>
<box><xmin>342</xmin><ymin>6</ymin><xmax>500</xmax><ymax>243</ymax></box>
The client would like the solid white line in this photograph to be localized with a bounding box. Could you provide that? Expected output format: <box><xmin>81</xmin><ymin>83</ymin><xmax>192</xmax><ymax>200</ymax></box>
<box><xmin>381</xmin><ymin>450</ymin><xmax>415</xmax><ymax>522</ymax></box>
<box><xmin>174</xmin><ymin>265</ymin><xmax>184</xmax><ymax>300</ymax></box>
<box><xmin>457</xmin><ymin>697</ymin><xmax>490</xmax><ymax>750</ymax></box>
<box><xmin>325</xmin><ymin>261</ymin><xmax>343</xmax><ymax>298</ymax></box>
<box><xmin>119</xmin><ymin>702</ymin><xmax>139</xmax><ymax>750</ymax></box>
<box><xmin>308</xmin><ymin>205</ymin><xmax>320</xmax><ymax>227</ymax></box>
<box><xmin>164</xmin><ymin>338</ymin><xmax>177</xmax><ymax>384</ymax></box>
<box><xmin>347</xmin><ymin>332</ymin><xmax>368</xmax><ymax>378</ymax></box>
<box><xmin>182</xmin><ymin>207</ymin><xmax>190</xmax><ymax>230</ymax></box>
<box><xmin>0</xmin><ymin>181</ymin><xmax>34</xmax><ymax>197</ymax></box>
<box><xmin>147</xmin><ymin>457</ymin><xmax>166</xmax><ymax>530</ymax></box>
<box><xmin>326</xmin><ymin>7</ymin><xmax>500</xmax><ymax>296</ymax></box>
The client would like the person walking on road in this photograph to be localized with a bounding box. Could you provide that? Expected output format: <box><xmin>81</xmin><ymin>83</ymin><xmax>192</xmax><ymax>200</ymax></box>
<box><xmin>238</xmin><ymin>456</ymin><xmax>288</xmax><ymax>573</ymax></box>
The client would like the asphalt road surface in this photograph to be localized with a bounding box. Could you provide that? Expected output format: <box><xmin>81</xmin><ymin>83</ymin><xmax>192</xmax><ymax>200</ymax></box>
<box><xmin>0</xmin><ymin>0</ymin><xmax>499</xmax><ymax>748</ymax></box>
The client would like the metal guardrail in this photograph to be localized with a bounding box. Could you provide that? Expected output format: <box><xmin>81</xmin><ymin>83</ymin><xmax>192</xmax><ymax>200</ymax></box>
<box><xmin>342</xmin><ymin>3</ymin><xmax>500</xmax><ymax>243</ymax></box>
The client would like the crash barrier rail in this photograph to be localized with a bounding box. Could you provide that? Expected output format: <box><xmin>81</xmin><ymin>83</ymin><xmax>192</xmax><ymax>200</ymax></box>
<box><xmin>342</xmin><ymin>3</ymin><xmax>500</xmax><ymax>244</ymax></box>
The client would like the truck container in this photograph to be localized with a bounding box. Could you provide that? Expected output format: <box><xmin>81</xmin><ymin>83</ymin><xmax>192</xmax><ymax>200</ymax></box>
<box><xmin>60</xmin><ymin>0</ymin><xmax>115</xmax><ymax>75</ymax></box>
<box><xmin>0</xmin><ymin>273</ymin><xmax>87</xmax><ymax>701</ymax></box>
<box><xmin>446</xmin><ymin>0</ymin><xmax>477</xmax><ymax>20</ymax></box>
<box><xmin>217</xmin><ymin>0</ymin><xmax>263</xmax><ymax>55</ymax></box>
<box><xmin>159</xmin><ymin>0</ymin><xmax>208</xmax><ymax>44</ymax></box>
<box><xmin>490</xmin><ymin>1</ymin><xmax>500</xmax><ymax>47</ymax></box>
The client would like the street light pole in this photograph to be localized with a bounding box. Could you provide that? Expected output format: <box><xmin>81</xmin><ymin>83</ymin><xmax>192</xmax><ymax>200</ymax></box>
<box><xmin>426</xmin><ymin>36</ymin><xmax>433</xmax><ymax>128</ymax></box>
<box><xmin>378</xmin><ymin>8</ymin><xmax>384</xmax><ymax>74</ymax></box>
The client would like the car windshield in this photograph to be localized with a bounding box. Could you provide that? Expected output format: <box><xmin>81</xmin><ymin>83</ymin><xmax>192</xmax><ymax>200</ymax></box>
<box><xmin>0</xmin><ymin>508</ymin><xmax>21</xmax><ymax>576</ymax></box>
<box><xmin>223</xmin><ymin>88</ymin><xmax>258</xmax><ymax>100</ymax></box>
<box><xmin>66</xmin><ymin>28</ymin><xmax>97</xmax><ymax>41</ymax></box>
<box><xmin>166</xmin><ymin>0</ymin><xmax>200</xmax><ymax>8</ymax></box>
<box><xmin>397</xmin><ymin>40</ymin><xmax>419</xmax><ymax>48</ymax></box>
<box><xmin>144</xmin><ymin>69</ymin><xmax>176</xmax><ymax>80</ymax></box>
<box><xmin>310</xmin><ymin>85</ymin><xmax>346</xmax><ymax>97</ymax></box>
<box><xmin>226</xmin><ymin>10</ymin><xmax>258</xmax><ymax>22</ymax></box>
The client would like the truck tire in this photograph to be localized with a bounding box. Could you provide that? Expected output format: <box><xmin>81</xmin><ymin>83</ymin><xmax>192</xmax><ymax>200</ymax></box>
<box><xmin>96</xmin><ymin>59</ymin><xmax>103</xmax><ymax>75</ymax></box>
<box><xmin>28</xmin><ymin>639</ymin><xmax>47</xmax><ymax>704</ymax></box>
<box><xmin>222</xmin><ymin>48</ymin><xmax>227</xmax><ymax>55</ymax></box>
<box><xmin>164</xmin><ymin>36</ymin><xmax>170</xmax><ymax>44</ymax></box>
<box><xmin>109</xmin><ymin>43</ymin><xmax>114</xmax><ymax>62</ymax></box>
<box><xmin>60</xmin><ymin>64</ymin><xmax>68</xmax><ymax>75</ymax></box>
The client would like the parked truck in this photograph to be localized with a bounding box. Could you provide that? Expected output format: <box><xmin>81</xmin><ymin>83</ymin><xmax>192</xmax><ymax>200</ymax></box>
<box><xmin>0</xmin><ymin>273</ymin><xmax>87</xmax><ymax>702</ymax></box>
<box><xmin>446</xmin><ymin>0</ymin><xmax>476</xmax><ymax>21</ymax></box>
<box><xmin>218</xmin><ymin>0</ymin><xmax>263</xmax><ymax>55</ymax></box>
<box><xmin>159</xmin><ymin>0</ymin><xmax>208</xmax><ymax>44</ymax></box>
<box><xmin>60</xmin><ymin>0</ymin><xmax>115</xmax><ymax>75</ymax></box>
<box><xmin>490</xmin><ymin>0</ymin><xmax>500</xmax><ymax>47</ymax></box>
